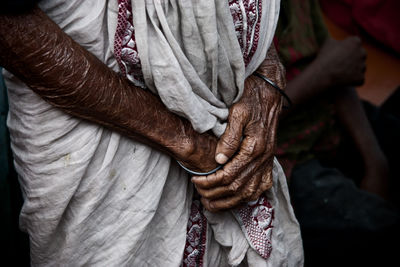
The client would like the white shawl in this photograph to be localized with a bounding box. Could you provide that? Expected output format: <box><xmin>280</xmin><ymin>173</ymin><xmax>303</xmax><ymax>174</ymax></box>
<box><xmin>4</xmin><ymin>0</ymin><xmax>304</xmax><ymax>266</ymax></box>
<box><xmin>132</xmin><ymin>0</ymin><xmax>279</xmax><ymax>136</ymax></box>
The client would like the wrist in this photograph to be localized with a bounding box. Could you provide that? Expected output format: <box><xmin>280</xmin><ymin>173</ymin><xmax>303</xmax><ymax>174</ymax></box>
<box><xmin>252</xmin><ymin>72</ymin><xmax>292</xmax><ymax>109</ymax></box>
<box><xmin>174</xmin><ymin>130</ymin><xmax>219</xmax><ymax>173</ymax></box>
<box><xmin>311</xmin><ymin>58</ymin><xmax>334</xmax><ymax>89</ymax></box>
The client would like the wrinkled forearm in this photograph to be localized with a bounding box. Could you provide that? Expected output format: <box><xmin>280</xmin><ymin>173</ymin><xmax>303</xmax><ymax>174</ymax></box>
<box><xmin>0</xmin><ymin>7</ymin><xmax>218</xmax><ymax>170</ymax></box>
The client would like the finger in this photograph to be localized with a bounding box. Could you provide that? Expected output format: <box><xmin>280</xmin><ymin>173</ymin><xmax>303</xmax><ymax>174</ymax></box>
<box><xmin>193</xmin><ymin>136</ymin><xmax>261</xmax><ymax>189</ymax></box>
<box><xmin>245</xmin><ymin>115</ymin><xmax>277</xmax><ymax>201</ymax></box>
<box><xmin>200</xmin><ymin>166</ymin><xmax>264</xmax><ymax>212</ymax></box>
<box><xmin>266</xmin><ymin>106</ymin><xmax>280</xmax><ymax>148</ymax></box>
<box><xmin>239</xmin><ymin>168</ymin><xmax>263</xmax><ymax>202</ymax></box>
<box><xmin>195</xmin><ymin>156</ymin><xmax>260</xmax><ymax>199</ymax></box>
<box><xmin>201</xmin><ymin>193</ymin><xmax>244</xmax><ymax>212</ymax></box>
<box><xmin>250</xmin><ymin>165</ymin><xmax>274</xmax><ymax>201</ymax></box>
<box><xmin>215</xmin><ymin>108</ymin><xmax>247</xmax><ymax>164</ymax></box>
<box><xmin>202</xmin><ymin>163</ymin><xmax>272</xmax><ymax>211</ymax></box>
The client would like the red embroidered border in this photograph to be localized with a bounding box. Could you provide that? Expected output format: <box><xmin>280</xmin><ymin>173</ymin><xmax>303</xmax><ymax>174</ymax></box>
<box><xmin>236</xmin><ymin>196</ymin><xmax>274</xmax><ymax>259</ymax></box>
<box><xmin>182</xmin><ymin>198</ymin><xmax>207</xmax><ymax>267</ymax></box>
<box><xmin>114</xmin><ymin>1</ymin><xmax>272</xmax><ymax>265</ymax></box>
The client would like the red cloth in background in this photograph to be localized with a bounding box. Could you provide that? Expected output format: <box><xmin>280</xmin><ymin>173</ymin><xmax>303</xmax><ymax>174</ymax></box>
<box><xmin>320</xmin><ymin>0</ymin><xmax>400</xmax><ymax>55</ymax></box>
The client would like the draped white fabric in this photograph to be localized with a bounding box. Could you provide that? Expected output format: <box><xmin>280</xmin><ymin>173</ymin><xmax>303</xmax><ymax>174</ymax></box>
<box><xmin>4</xmin><ymin>0</ymin><xmax>303</xmax><ymax>266</ymax></box>
<box><xmin>131</xmin><ymin>0</ymin><xmax>280</xmax><ymax>136</ymax></box>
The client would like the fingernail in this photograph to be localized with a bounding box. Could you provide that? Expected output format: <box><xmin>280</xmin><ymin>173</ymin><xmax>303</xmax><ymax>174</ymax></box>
<box><xmin>216</xmin><ymin>153</ymin><xmax>228</xmax><ymax>164</ymax></box>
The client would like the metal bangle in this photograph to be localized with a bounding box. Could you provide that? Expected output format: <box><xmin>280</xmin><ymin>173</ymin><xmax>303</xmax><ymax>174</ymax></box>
<box><xmin>252</xmin><ymin>72</ymin><xmax>292</xmax><ymax>109</ymax></box>
<box><xmin>176</xmin><ymin>160</ymin><xmax>223</xmax><ymax>176</ymax></box>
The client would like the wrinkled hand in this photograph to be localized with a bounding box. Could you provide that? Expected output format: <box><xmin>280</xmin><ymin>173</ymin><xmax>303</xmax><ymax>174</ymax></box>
<box><xmin>316</xmin><ymin>36</ymin><xmax>367</xmax><ymax>87</ymax></box>
<box><xmin>176</xmin><ymin>130</ymin><xmax>220</xmax><ymax>174</ymax></box>
<box><xmin>192</xmin><ymin>48</ymin><xmax>285</xmax><ymax>212</ymax></box>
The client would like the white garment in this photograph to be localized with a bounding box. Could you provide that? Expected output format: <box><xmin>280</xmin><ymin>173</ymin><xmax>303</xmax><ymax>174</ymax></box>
<box><xmin>4</xmin><ymin>0</ymin><xmax>303</xmax><ymax>266</ymax></box>
<box><xmin>131</xmin><ymin>0</ymin><xmax>279</xmax><ymax>136</ymax></box>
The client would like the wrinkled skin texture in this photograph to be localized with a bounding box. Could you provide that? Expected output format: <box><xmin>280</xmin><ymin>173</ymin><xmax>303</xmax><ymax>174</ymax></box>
<box><xmin>0</xmin><ymin>7</ymin><xmax>285</xmax><ymax>212</ymax></box>
<box><xmin>0</xmin><ymin>7</ymin><xmax>219</xmax><ymax>173</ymax></box>
<box><xmin>192</xmin><ymin>46</ymin><xmax>285</xmax><ymax>212</ymax></box>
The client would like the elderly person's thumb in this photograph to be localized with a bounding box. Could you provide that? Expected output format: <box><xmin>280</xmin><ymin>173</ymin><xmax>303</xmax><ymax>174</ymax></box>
<box><xmin>215</xmin><ymin>113</ymin><xmax>245</xmax><ymax>164</ymax></box>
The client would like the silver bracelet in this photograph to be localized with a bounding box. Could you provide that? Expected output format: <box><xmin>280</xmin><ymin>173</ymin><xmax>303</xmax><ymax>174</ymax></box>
<box><xmin>176</xmin><ymin>160</ymin><xmax>223</xmax><ymax>176</ymax></box>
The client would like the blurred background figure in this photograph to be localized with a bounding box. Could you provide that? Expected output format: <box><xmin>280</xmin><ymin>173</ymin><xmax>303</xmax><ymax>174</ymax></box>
<box><xmin>273</xmin><ymin>0</ymin><xmax>400</xmax><ymax>266</ymax></box>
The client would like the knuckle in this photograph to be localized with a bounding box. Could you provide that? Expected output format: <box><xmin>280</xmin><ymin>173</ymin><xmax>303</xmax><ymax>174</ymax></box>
<box><xmin>230</xmin><ymin>198</ymin><xmax>242</xmax><ymax>209</ymax></box>
<box><xmin>200</xmin><ymin>190</ymin><xmax>212</xmax><ymax>199</ymax></box>
<box><xmin>201</xmin><ymin>175</ymin><xmax>214</xmax><ymax>188</ymax></box>
<box><xmin>203</xmin><ymin>199</ymin><xmax>219</xmax><ymax>212</ymax></box>
<box><xmin>208</xmin><ymin>201</ymin><xmax>217</xmax><ymax>211</ymax></box>
<box><xmin>242</xmin><ymin>137</ymin><xmax>257</xmax><ymax>156</ymax></box>
<box><xmin>243</xmin><ymin>188</ymin><xmax>255</xmax><ymax>199</ymax></box>
<box><xmin>221</xmin><ymin>137</ymin><xmax>238</xmax><ymax>152</ymax></box>
<box><xmin>264</xmin><ymin>179</ymin><xmax>273</xmax><ymax>190</ymax></box>
<box><xmin>253</xmin><ymin>138</ymin><xmax>266</xmax><ymax>156</ymax></box>
<box><xmin>180</xmin><ymin>138</ymin><xmax>196</xmax><ymax>159</ymax></box>
<box><xmin>221</xmin><ymin>170</ymin><xmax>234</xmax><ymax>185</ymax></box>
<box><xmin>232</xmin><ymin>104</ymin><xmax>247</xmax><ymax>117</ymax></box>
<box><xmin>205</xmin><ymin>204</ymin><xmax>217</xmax><ymax>212</ymax></box>
<box><xmin>229</xmin><ymin>181</ymin><xmax>240</xmax><ymax>193</ymax></box>
<box><xmin>262</xmin><ymin>176</ymin><xmax>274</xmax><ymax>190</ymax></box>
<box><xmin>248</xmin><ymin>193</ymin><xmax>260</xmax><ymax>202</ymax></box>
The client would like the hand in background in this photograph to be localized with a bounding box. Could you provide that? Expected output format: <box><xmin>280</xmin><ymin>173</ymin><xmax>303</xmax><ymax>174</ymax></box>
<box><xmin>316</xmin><ymin>36</ymin><xmax>367</xmax><ymax>87</ymax></box>
<box><xmin>280</xmin><ymin>36</ymin><xmax>366</xmax><ymax>111</ymax></box>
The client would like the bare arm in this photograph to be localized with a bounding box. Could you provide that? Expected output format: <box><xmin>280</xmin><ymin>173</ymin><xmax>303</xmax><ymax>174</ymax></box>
<box><xmin>280</xmin><ymin>36</ymin><xmax>389</xmax><ymax>198</ymax></box>
<box><xmin>334</xmin><ymin>87</ymin><xmax>389</xmax><ymax>198</ymax></box>
<box><xmin>0</xmin><ymin>6</ymin><xmax>218</xmax><ymax>172</ymax></box>
<box><xmin>282</xmin><ymin>37</ymin><xmax>366</xmax><ymax>115</ymax></box>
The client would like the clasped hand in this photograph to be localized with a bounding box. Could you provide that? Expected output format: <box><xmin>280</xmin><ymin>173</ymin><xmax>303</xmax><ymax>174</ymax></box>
<box><xmin>192</xmin><ymin>56</ymin><xmax>285</xmax><ymax>212</ymax></box>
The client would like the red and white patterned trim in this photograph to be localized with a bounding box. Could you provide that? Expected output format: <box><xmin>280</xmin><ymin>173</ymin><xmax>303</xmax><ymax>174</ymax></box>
<box><xmin>114</xmin><ymin>1</ymin><xmax>272</xmax><ymax>265</ymax></box>
<box><xmin>235</xmin><ymin>196</ymin><xmax>274</xmax><ymax>259</ymax></box>
<box><xmin>114</xmin><ymin>0</ymin><xmax>262</xmax><ymax>87</ymax></box>
<box><xmin>228</xmin><ymin>0</ymin><xmax>263</xmax><ymax>66</ymax></box>
<box><xmin>182</xmin><ymin>198</ymin><xmax>207</xmax><ymax>267</ymax></box>
<box><xmin>114</xmin><ymin>0</ymin><xmax>145</xmax><ymax>88</ymax></box>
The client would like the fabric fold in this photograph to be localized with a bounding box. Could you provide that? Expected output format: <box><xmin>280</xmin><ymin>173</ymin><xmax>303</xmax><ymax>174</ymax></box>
<box><xmin>131</xmin><ymin>0</ymin><xmax>278</xmax><ymax>136</ymax></box>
